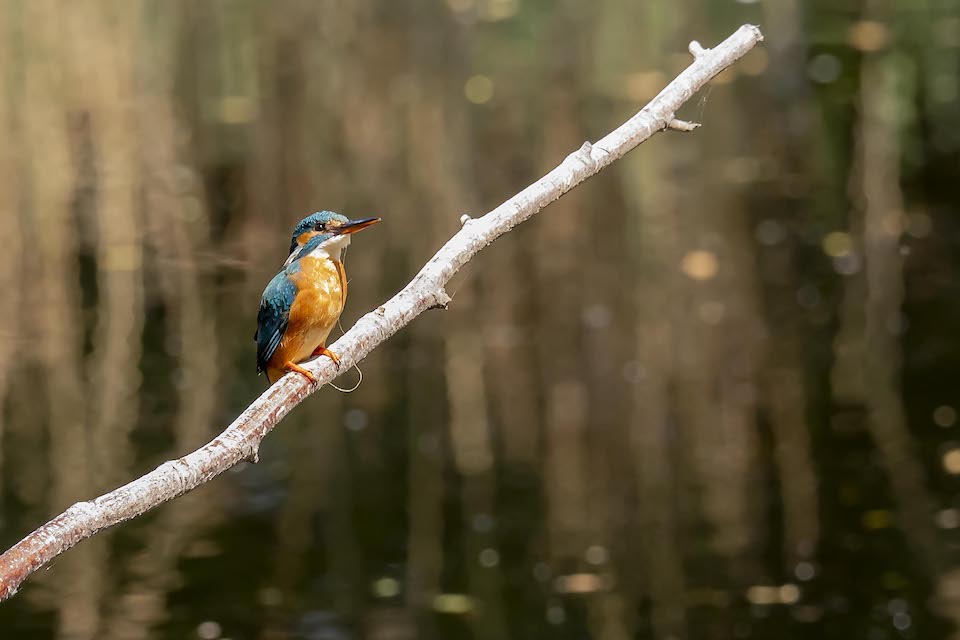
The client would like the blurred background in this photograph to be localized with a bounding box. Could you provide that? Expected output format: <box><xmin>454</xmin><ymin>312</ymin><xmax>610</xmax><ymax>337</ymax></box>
<box><xmin>1</xmin><ymin>0</ymin><xmax>959</xmax><ymax>638</ymax></box>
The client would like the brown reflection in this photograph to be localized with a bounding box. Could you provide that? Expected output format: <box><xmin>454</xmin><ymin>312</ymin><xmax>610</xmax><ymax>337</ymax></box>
<box><xmin>61</xmin><ymin>5</ymin><xmax>151</xmax><ymax>635</ymax></box>
<box><xmin>608</xmin><ymin>2</ymin><xmax>775</xmax><ymax>633</ymax></box>
<box><xmin>249</xmin><ymin>6</ymin><xmax>369</xmax><ymax>632</ymax></box>
<box><xmin>445</xmin><ymin>301</ymin><xmax>508</xmax><ymax>639</ymax></box>
<box><xmin>104</xmin><ymin>9</ymin><xmax>225</xmax><ymax>633</ymax></box>
<box><xmin>840</xmin><ymin>5</ymin><xmax>944</xmax><ymax>575</ymax></box>
<box><xmin>535</xmin><ymin>56</ymin><xmax>594</xmax><ymax>573</ymax></box>
<box><xmin>411</xmin><ymin>36</ymin><xmax>510</xmax><ymax>630</ymax></box>
<box><xmin>263</xmin><ymin>394</ymin><xmax>356</xmax><ymax>631</ymax></box>
<box><xmin>764</xmin><ymin>367</ymin><xmax>819</xmax><ymax>562</ymax></box>
<box><xmin>542</xmin><ymin>7</ymin><xmax>640</xmax><ymax>639</ymax></box>
<box><xmin>401</xmin><ymin>82</ymin><xmax>449</xmax><ymax>640</ymax></box>
<box><xmin>67</xmin><ymin>3</ymin><xmax>145</xmax><ymax>491</ymax></box>
<box><xmin>404</xmin><ymin>321</ymin><xmax>446</xmax><ymax>628</ymax></box>
<box><xmin>21</xmin><ymin>2</ymin><xmax>106</xmax><ymax>637</ymax></box>
<box><xmin>753</xmin><ymin>0</ymin><xmax>822</xmax><ymax>568</ymax></box>
<box><xmin>624</xmin><ymin>107</ymin><xmax>688</xmax><ymax>640</ymax></box>
<box><xmin>0</xmin><ymin>4</ymin><xmax>23</xmax><ymax>504</ymax></box>
<box><xmin>692</xmin><ymin>65</ymin><xmax>764</xmax><ymax>574</ymax></box>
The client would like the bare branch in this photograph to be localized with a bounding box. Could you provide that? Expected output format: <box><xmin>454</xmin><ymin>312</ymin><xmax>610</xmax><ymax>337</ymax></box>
<box><xmin>0</xmin><ymin>24</ymin><xmax>763</xmax><ymax>601</ymax></box>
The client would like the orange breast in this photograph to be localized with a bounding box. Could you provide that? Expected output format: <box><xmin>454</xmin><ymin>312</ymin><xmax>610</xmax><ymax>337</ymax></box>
<box><xmin>266</xmin><ymin>257</ymin><xmax>347</xmax><ymax>381</ymax></box>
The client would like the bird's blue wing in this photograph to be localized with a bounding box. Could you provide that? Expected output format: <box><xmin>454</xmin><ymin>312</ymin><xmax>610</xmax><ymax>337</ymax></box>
<box><xmin>255</xmin><ymin>271</ymin><xmax>298</xmax><ymax>373</ymax></box>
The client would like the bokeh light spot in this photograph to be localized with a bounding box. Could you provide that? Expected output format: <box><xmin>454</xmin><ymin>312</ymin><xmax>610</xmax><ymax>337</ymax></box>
<box><xmin>822</xmin><ymin>231</ymin><xmax>852</xmax><ymax>257</ymax></box>
<box><xmin>546</xmin><ymin>604</ymin><xmax>566</xmax><ymax>624</ymax></box>
<box><xmin>943</xmin><ymin>447</ymin><xmax>960</xmax><ymax>474</ymax></box>
<box><xmin>585</xmin><ymin>545</ymin><xmax>608</xmax><ymax>565</ymax></box>
<box><xmin>433</xmin><ymin>593</ymin><xmax>475</xmax><ymax>614</ymax></box>
<box><xmin>746</xmin><ymin>585</ymin><xmax>779</xmax><ymax>605</ymax></box>
<box><xmin>795</xmin><ymin>561</ymin><xmax>816</xmax><ymax>581</ymax></box>
<box><xmin>344</xmin><ymin>408</ymin><xmax>368</xmax><ymax>432</ymax></box>
<box><xmin>808</xmin><ymin>53</ymin><xmax>842</xmax><ymax>84</ymax></box>
<box><xmin>197</xmin><ymin>621</ymin><xmax>222</xmax><ymax>640</ymax></box>
<box><xmin>755</xmin><ymin>219</ymin><xmax>787</xmax><ymax>246</ymax></box>
<box><xmin>554</xmin><ymin>573</ymin><xmax>607</xmax><ymax>594</ymax></box>
<box><xmin>479</xmin><ymin>548</ymin><xmax>500</xmax><ymax>567</ymax></box>
<box><xmin>479</xmin><ymin>0</ymin><xmax>519</xmax><ymax>21</ymax></box>
<box><xmin>848</xmin><ymin>20</ymin><xmax>890</xmax><ymax>52</ymax></box>
<box><xmin>832</xmin><ymin>252</ymin><xmax>861</xmax><ymax>275</ymax></box>
<box><xmin>779</xmin><ymin>584</ymin><xmax>801</xmax><ymax>605</ymax></box>
<box><xmin>372</xmin><ymin>577</ymin><xmax>401</xmax><ymax>598</ymax></box>
<box><xmin>533</xmin><ymin>562</ymin><xmax>552</xmax><ymax>582</ymax></box>
<box><xmin>472</xmin><ymin>513</ymin><xmax>494</xmax><ymax>532</ymax></box>
<box><xmin>465</xmin><ymin>75</ymin><xmax>494</xmax><ymax>104</ymax></box>
<box><xmin>582</xmin><ymin>304</ymin><xmax>612</xmax><ymax>329</ymax></box>
<box><xmin>893</xmin><ymin>611</ymin><xmax>912</xmax><ymax>631</ymax></box>
<box><xmin>681</xmin><ymin>250</ymin><xmax>719</xmax><ymax>281</ymax></box>
<box><xmin>746</xmin><ymin>584</ymin><xmax>801</xmax><ymax>605</ymax></box>
<box><xmin>934</xmin><ymin>405</ymin><xmax>957</xmax><ymax>428</ymax></box>
<box><xmin>936</xmin><ymin>508</ymin><xmax>960</xmax><ymax>529</ymax></box>
<box><xmin>218</xmin><ymin>96</ymin><xmax>256</xmax><ymax>124</ymax></box>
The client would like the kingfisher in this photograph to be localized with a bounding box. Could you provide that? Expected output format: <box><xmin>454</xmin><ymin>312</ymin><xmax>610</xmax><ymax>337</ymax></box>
<box><xmin>255</xmin><ymin>211</ymin><xmax>380</xmax><ymax>384</ymax></box>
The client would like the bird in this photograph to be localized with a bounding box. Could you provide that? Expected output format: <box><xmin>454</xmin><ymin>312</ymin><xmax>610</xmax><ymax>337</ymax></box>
<box><xmin>255</xmin><ymin>211</ymin><xmax>380</xmax><ymax>384</ymax></box>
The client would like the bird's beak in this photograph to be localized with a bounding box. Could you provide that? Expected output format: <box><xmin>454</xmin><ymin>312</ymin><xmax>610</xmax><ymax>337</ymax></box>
<box><xmin>336</xmin><ymin>217</ymin><xmax>381</xmax><ymax>235</ymax></box>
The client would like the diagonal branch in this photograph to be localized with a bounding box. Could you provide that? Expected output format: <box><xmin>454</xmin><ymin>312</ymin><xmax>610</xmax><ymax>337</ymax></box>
<box><xmin>0</xmin><ymin>24</ymin><xmax>763</xmax><ymax>601</ymax></box>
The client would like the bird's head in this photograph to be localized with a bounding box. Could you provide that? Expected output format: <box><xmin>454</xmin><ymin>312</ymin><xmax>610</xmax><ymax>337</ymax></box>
<box><xmin>285</xmin><ymin>211</ymin><xmax>380</xmax><ymax>264</ymax></box>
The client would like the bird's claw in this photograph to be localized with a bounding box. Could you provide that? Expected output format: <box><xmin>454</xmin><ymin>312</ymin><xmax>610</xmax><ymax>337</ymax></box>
<box><xmin>312</xmin><ymin>345</ymin><xmax>341</xmax><ymax>371</ymax></box>
<box><xmin>284</xmin><ymin>361</ymin><xmax>318</xmax><ymax>385</ymax></box>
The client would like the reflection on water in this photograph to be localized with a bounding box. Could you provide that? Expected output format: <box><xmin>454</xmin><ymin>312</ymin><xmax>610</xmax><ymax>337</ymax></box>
<box><xmin>2</xmin><ymin>1</ymin><xmax>960</xmax><ymax>639</ymax></box>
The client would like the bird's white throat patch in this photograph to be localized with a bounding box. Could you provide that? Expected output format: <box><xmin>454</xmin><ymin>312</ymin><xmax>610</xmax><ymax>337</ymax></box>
<box><xmin>285</xmin><ymin>233</ymin><xmax>351</xmax><ymax>267</ymax></box>
<box><xmin>310</xmin><ymin>234</ymin><xmax>351</xmax><ymax>261</ymax></box>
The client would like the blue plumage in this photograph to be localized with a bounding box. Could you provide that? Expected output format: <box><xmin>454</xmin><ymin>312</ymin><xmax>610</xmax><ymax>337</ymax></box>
<box><xmin>255</xmin><ymin>268</ymin><xmax>299</xmax><ymax>373</ymax></box>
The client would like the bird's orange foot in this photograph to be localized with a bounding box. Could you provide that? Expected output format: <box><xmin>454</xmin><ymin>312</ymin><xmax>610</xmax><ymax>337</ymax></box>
<box><xmin>311</xmin><ymin>345</ymin><xmax>341</xmax><ymax>370</ymax></box>
<box><xmin>284</xmin><ymin>361</ymin><xmax>318</xmax><ymax>385</ymax></box>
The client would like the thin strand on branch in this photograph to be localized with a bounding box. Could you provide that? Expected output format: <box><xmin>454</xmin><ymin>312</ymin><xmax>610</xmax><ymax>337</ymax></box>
<box><xmin>0</xmin><ymin>24</ymin><xmax>764</xmax><ymax>601</ymax></box>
